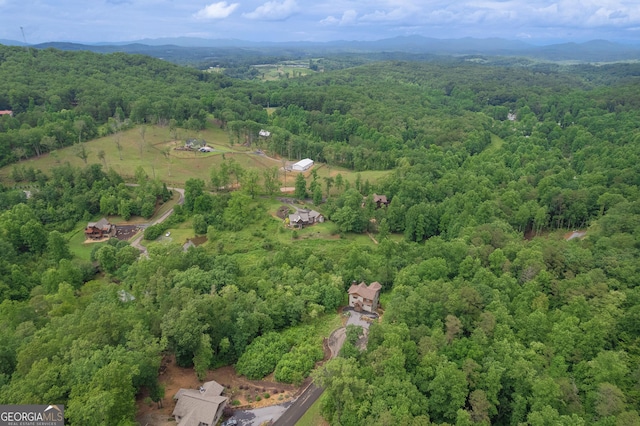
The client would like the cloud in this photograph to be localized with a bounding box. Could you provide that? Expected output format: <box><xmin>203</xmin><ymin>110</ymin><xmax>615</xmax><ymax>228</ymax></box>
<box><xmin>360</xmin><ymin>8</ymin><xmax>409</xmax><ymax>23</ymax></box>
<box><xmin>609</xmin><ymin>10</ymin><xmax>628</xmax><ymax>20</ymax></box>
<box><xmin>320</xmin><ymin>9</ymin><xmax>358</xmax><ymax>26</ymax></box>
<box><xmin>194</xmin><ymin>1</ymin><xmax>239</xmax><ymax>20</ymax></box>
<box><xmin>243</xmin><ymin>0</ymin><xmax>298</xmax><ymax>21</ymax></box>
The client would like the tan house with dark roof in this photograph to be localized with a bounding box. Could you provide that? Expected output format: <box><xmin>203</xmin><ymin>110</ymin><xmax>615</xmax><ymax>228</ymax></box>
<box><xmin>348</xmin><ymin>281</ymin><xmax>382</xmax><ymax>313</ymax></box>
<box><xmin>172</xmin><ymin>380</ymin><xmax>227</xmax><ymax>426</ymax></box>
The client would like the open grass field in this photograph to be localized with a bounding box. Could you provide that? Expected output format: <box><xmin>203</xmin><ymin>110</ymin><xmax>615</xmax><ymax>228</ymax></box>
<box><xmin>0</xmin><ymin>124</ymin><xmax>277</xmax><ymax>187</ymax></box>
<box><xmin>0</xmin><ymin>123</ymin><xmax>390</xmax><ymax>191</ymax></box>
<box><xmin>253</xmin><ymin>62</ymin><xmax>316</xmax><ymax>81</ymax></box>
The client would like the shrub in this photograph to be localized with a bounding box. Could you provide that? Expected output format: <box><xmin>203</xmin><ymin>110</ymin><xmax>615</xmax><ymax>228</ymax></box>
<box><xmin>235</xmin><ymin>332</ymin><xmax>290</xmax><ymax>379</ymax></box>
<box><xmin>274</xmin><ymin>343</ymin><xmax>324</xmax><ymax>385</ymax></box>
<box><xmin>263</xmin><ymin>393</ymin><xmax>270</xmax><ymax>399</ymax></box>
<box><xmin>231</xmin><ymin>400</ymin><xmax>241</xmax><ymax>406</ymax></box>
<box><xmin>143</xmin><ymin>223</ymin><xmax>167</xmax><ymax>240</ymax></box>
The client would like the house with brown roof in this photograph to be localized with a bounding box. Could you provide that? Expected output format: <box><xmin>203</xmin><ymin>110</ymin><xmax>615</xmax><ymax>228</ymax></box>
<box><xmin>348</xmin><ymin>281</ymin><xmax>382</xmax><ymax>313</ymax></box>
<box><xmin>172</xmin><ymin>380</ymin><xmax>228</xmax><ymax>426</ymax></box>
<box><xmin>84</xmin><ymin>218</ymin><xmax>116</xmax><ymax>240</ymax></box>
<box><xmin>372</xmin><ymin>194</ymin><xmax>389</xmax><ymax>208</ymax></box>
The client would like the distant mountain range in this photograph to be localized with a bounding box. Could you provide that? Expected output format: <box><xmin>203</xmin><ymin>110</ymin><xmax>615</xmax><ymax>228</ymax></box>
<box><xmin>2</xmin><ymin>36</ymin><xmax>640</xmax><ymax>63</ymax></box>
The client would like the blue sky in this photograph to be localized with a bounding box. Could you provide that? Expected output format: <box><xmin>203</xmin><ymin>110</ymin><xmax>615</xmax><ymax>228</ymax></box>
<box><xmin>1</xmin><ymin>0</ymin><xmax>640</xmax><ymax>44</ymax></box>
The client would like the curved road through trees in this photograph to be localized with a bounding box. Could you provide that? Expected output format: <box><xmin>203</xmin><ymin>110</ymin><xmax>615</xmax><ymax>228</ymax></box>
<box><xmin>130</xmin><ymin>186</ymin><xmax>185</xmax><ymax>255</ymax></box>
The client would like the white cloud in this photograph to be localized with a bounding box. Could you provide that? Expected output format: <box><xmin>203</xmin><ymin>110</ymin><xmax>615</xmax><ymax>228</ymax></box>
<box><xmin>320</xmin><ymin>9</ymin><xmax>358</xmax><ymax>26</ymax></box>
<box><xmin>243</xmin><ymin>0</ymin><xmax>298</xmax><ymax>21</ymax></box>
<box><xmin>194</xmin><ymin>1</ymin><xmax>239</xmax><ymax>20</ymax></box>
<box><xmin>360</xmin><ymin>8</ymin><xmax>410</xmax><ymax>23</ymax></box>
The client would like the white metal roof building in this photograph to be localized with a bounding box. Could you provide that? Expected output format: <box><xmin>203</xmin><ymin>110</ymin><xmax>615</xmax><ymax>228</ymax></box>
<box><xmin>292</xmin><ymin>158</ymin><xmax>314</xmax><ymax>171</ymax></box>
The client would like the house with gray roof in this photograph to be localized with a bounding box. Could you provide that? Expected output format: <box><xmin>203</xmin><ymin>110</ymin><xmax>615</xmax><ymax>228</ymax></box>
<box><xmin>172</xmin><ymin>380</ymin><xmax>227</xmax><ymax>426</ymax></box>
<box><xmin>288</xmin><ymin>209</ymin><xmax>324</xmax><ymax>229</ymax></box>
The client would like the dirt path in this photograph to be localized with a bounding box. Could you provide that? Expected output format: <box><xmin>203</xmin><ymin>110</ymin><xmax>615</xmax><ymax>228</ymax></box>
<box><xmin>367</xmin><ymin>232</ymin><xmax>379</xmax><ymax>244</ymax></box>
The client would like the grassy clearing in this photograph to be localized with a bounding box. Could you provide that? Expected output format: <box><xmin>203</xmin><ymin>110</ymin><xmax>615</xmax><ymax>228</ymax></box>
<box><xmin>0</xmin><ymin>125</ymin><xmax>276</xmax><ymax>187</ymax></box>
<box><xmin>285</xmin><ymin>312</ymin><xmax>343</xmax><ymax>345</ymax></box>
<box><xmin>0</xmin><ymin>122</ymin><xmax>391</xmax><ymax>192</ymax></box>
<box><xmin>253</xmin><ymin>63</ymin><xmax>315</xmax><ymax>81</ymax></box>
<box><xmin>67</xmin><ymin>225</ymin><xmax>102</xmax><ymax>262</ymax></box>
<box><xmin>485</xmin><ymin>133</ymin><xmax>505</xmax><ymax>153</ymax></box>
<box><xmin>295</xmin><ymin>396</ymin><xmax>329</xmax><ymax>426</ymax></box>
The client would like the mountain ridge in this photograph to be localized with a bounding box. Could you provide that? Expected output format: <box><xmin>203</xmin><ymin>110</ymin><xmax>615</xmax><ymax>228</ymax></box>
<box><xmin>2</xmin><ymin>36</ymin><xmax>640</xmax><ymax>62</ymax></box>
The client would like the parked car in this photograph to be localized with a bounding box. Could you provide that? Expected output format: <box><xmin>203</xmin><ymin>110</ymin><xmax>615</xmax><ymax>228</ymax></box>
<box><xmin>222</xmin><ymin>419</ymin><xmax>237</xmax><ymax>426</ymax></box>
<box><xmin>165</xmin><ymin>232</ymin><xmax>171</xmax><ymax>237</ymax></box>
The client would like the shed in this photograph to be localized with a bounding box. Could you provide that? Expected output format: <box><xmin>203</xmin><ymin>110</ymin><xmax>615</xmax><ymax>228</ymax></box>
<box><xmin>292</xmin><ymin>158</ymin><xmax>314</xmax><ymax>172</ymax></box>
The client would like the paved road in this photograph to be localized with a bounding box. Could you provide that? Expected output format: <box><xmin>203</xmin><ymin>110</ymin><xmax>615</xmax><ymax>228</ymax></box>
<box><xmin>264</xmin><ymin>311</ymin><xmax>376</xmax><ymax>426</ymax></box>
<box><xmin>130</xmin><ymin>186</ymin><xmax>185</xmax><ymax>255</ymax></box>
<box><xmin>233</xmin><ymin>402</ymin><xmax>292</xmax><ymax>426</ymax></box>
<box><xmin>271</xmin><ymin>384</ymin><xmax>324</xmax><ymax>426</ymax></box>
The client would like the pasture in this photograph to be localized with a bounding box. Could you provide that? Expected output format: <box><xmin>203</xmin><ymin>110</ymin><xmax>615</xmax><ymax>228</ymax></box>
<box><xmin>253</xmin><ymin>61</ymin><xmax>315</xmax><ymax>81</ymax></box>
<box><xmin>0</xmin><ymin>124</ymin><xmax>281</xmax><ymax>187</ymax></box>
<box><xmin>0</xmin><ymin>124</ymin><xmax>390</xmax><ymax>191</ymax></box>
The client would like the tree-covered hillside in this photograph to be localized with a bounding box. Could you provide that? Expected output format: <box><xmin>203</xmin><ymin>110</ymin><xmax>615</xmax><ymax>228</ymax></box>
<box><xmin>1</xmin><ymin>47</ymin><xmax>639</xmax><ymax>425</ymax></box>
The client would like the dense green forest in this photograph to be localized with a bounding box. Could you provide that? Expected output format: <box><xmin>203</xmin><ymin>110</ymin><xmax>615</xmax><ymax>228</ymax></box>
<box><xmin>1</xmin><ymin>45</ymin><xmax>640</xmax><ymax>425</ymax></box>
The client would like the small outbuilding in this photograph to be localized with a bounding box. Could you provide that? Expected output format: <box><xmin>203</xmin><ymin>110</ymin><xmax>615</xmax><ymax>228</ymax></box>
<box><xmin>292</xmin><ymin>158</ymin><xmax>314</xmax><ymax>172</ymax></box>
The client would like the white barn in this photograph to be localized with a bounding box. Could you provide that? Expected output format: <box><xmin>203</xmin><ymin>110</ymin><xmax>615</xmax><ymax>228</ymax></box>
<box><xmin>292</xmin><ymin>158</ymin><xmax>314</xmax><ymax>172</ymax></box>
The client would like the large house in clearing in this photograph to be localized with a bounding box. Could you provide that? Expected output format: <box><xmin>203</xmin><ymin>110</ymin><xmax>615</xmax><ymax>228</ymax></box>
<box><xmin>348</xmin><ymin>281</ymin><xmax>382</xmax><ymax>313</ymax></box>
<box><xmin>84</xmin><ymin>218</ymin><xmax>116</xmax><ymax>240</ymax></box>
<box><xmin>288</xmin><ymin>209</ymin><xmax>324</xmax><ymax>228</ymax></box>
<box><xmin>172</xmin><ymin>381</ymin><xmax>228</xmax><ymax>426</ymax></box>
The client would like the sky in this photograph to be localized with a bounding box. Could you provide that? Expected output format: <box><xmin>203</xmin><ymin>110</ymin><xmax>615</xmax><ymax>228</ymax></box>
<box><xmin>1</xmin><ymin>0</ymin><xmax>640</xmax><ymax>44</ymax></box>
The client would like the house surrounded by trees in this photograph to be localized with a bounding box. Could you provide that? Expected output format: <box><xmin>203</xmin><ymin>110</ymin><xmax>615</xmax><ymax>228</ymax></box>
<box><xmin>288</xmin><ymin>208</ymin><xmax>324</xmax><ymax>228</ymax></box>
<box><xmin>348</xmin><ymin>281</ymin><xmax>382</xmax><ymax>313</ymax></box>
<box><xmin>172</xmin><ymin>380</ymin><xmax>227</xmax><ymax>426</ymax></box>
<box><xmin>84</xmin><ymin>218</ymin><xmax>116</xmax><ymax>240</ymax></box>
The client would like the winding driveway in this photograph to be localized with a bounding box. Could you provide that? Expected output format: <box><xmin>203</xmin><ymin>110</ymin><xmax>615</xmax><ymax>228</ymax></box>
<box><xmin>129</xmin><ymin>186</ymin><xmax>185</xmax><ymax>255</ymax></box>
<box><xmin>241</xmin><ymin>310</ymin><xmax>377</xmax><ymax>426</ymax></box>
